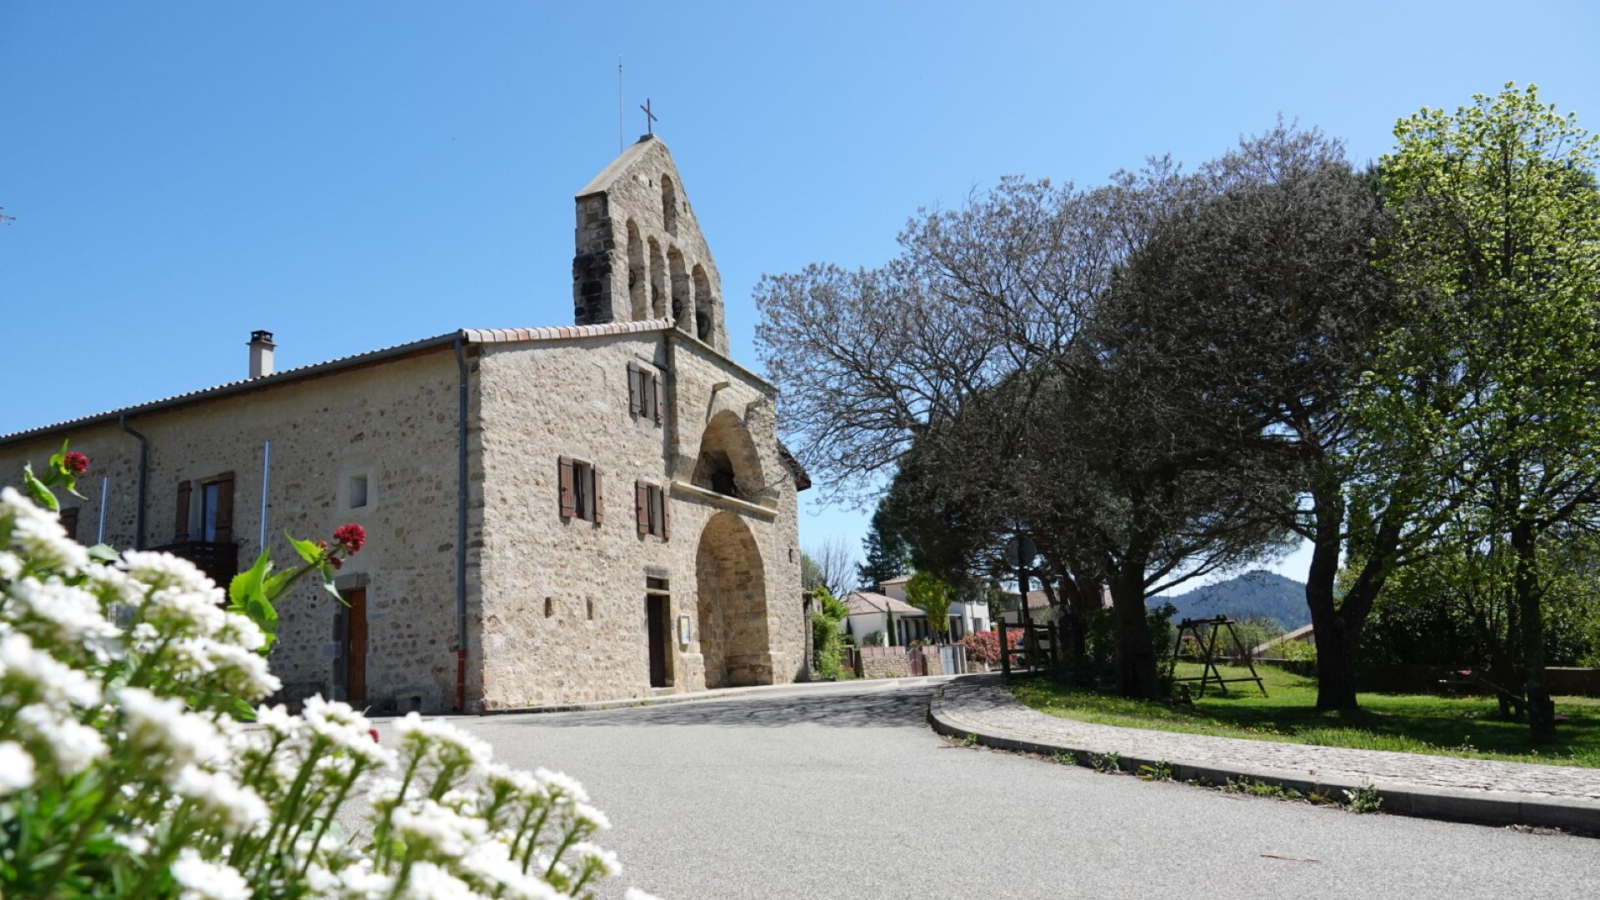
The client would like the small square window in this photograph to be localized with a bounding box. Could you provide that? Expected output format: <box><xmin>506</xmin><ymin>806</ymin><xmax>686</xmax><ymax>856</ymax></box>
<box><xmin>350</xmin><ymin>474</ymin><xmax>369</xmax><ymax>509</ymax></box>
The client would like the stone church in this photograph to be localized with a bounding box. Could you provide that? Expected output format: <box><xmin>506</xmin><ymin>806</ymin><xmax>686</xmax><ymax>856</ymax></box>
<box><xmin>0</xmin><ymin>134</ymin><xmax>810</xmax><ymax>713</ymax></box>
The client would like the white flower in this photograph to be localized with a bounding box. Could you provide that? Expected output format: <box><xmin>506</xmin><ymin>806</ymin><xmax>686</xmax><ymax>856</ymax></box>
<box><xmin>394</xmin><ymin>712</ymin><xmax>493</xmax><ymax>773</ymax></box>
<box><xmin>390</xmin><ymin>798</ymin><xmax>488</xmax><ymax>858</ymax></box>
<box><xmin>120</xmin><ymin>550</ymin><xmax>216</xmax><ymax>594</ymax></box>
<box><xmin>0</xmin><ymin>631</ymin><xmax>104</xmax><ymax>708</ymax></box>
<box><xmin>119</xmin><ymin>687</ymin><xmax>228</xmax><ymax>772</ymax></box>
<box><xmin>81</xmin><ymin>561</ymin><xmax>147</xmax><ymax>610</ymax></box>
<box><xmin>459</xmin><ymin>841</ymin><xmax>563</xmax><ymax>900</ymax></box>
<box><xmin>6</xmin><ymin>578</ymin><xmax>119</xmax><ymax>647</ymax></box>
<box><xmin>625</xmin><ymin>888</ymin><xmax>665</xmax><ymax>900</ymax></box>
<box><xmin>15</xmin><ymin>705</ymin><xmax>108</xmax><ymax>774</ymax></box>
<box><xmin>171</xmin><ymin>638</ymin><xmax>281</xmax><ymax>700</ymax></box>
<box><xmin>571</xmin><ymin>841</ymin><xmax>621</xmax><ymax>878</ymax></box>
<box><xmin>170</xmin><ymin>849</ymin><xmax>251</xmax><ymax>900</ymax></box>
<box><xmin>115</xmin><ymin>830</ymin><xmax>152</xmax><ymax>856</ymax></box>
<box><xmin>143</xmin><ymin>585</ymin><xmax>228</xmax><ymax>638</ymax></box>
<box><xmin>333</xmin><ymin>859</ymin><xmax>395</xmax><ymax>900</ymax></box>
<box><xmin>2</xmin><ymin>489</ymin><xmax>89</xmax><ymax>574</ymax></box>
<box><xmin>571</xmin><ymin>802</ymin><xmax>610</xmax><ymax>832</ymax></box>
<box><xmin>398</xmin><ymin>861</ymin><xmax>477</xmax><ymax>900</ymax></box>
<box><xmin>535</xmin><ymin>768</ymin><xmax>589</xmax><ymax>805</ymax></box>
<box><xmin>303</xmin><ymin>696</ymin><xmax>391</xmax><ymax>767</ymax></box>
<box><xmin>486</xmin><ymin>763</ymin><xmax>545</xmax><ymax>800</ymax></box>
<box><xmin>0</xmin><ymin>741</ymin><xmax>35</xmax><ymax>794</ymax></box>
<box><xmin>253</xmin><ymin>703</ymin><xmax>300</xmax><ymax>737</ymax></box>
<box><xmin>216</xmin><ymin>612</ymin><xmax>267</xmax><ymax>652</ymax></box>
<box><xmin>0</xmin><ymin>551</ymin><xmax>22</xmax><ymax>581</ymax></box>
<box><xmin>172</xmin><ymin>765</ymin><xmax>269</xmax><ymax>834</ymax></box>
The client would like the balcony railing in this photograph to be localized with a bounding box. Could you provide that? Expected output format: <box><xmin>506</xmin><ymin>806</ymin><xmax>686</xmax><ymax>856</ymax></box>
<box><xmin>149</xmin><ymin>540</ymin><xmax>240</xmax><ymax>587</ymax></box>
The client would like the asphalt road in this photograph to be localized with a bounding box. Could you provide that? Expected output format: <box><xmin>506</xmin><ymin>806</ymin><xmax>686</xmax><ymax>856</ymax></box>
<box><xmin>457</xmin><ymin>678</ymin><xmax>1600</xmax><ymax>900</ymax></box>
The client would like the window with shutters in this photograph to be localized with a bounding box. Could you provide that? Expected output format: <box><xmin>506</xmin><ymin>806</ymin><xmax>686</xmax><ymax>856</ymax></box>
<box><xmin>626</xmin><ymin>361</ymin><xmax>665</xmax><ymax>426</ymax></box>
<box><xmin>558</xmin><ymin>456</ymin><xmax>603</xmax><ymax>523</ymax></box>
<box><xmin>634</xmin><ymin>481</ymin><xmax>669</xmax><ymax>539</ymax></box>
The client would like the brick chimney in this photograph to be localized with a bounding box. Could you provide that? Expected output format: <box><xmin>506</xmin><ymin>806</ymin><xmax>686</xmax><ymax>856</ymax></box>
<box><xmin>248</xmin><ymin>330</ymin><xmax>276</xmax><ymax>379</ymax></box>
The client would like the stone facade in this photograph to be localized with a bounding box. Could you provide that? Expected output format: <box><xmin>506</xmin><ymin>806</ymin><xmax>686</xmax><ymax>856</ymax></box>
<box><xmin>572</xmin><ymin>135</ymin><xmax>728</xmax><ymax>356</ymax></box>
<box><xmin>0</xmin><ymin>350</ymin><xmax>465</xmax><ymax>711</ymax></box>
<box><xmin>0</xmin><ymin>136</ymin><xmax>806</xmax><ymax>713</ymax></box>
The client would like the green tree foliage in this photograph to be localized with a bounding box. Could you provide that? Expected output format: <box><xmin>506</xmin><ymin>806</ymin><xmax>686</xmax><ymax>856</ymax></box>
<box><xmin>1369</xmin><ymin>83</ymin><xmax>1600</xmax><ymax>740</ymax></box>
<box><xmin>856</xmin><ymin>497</ymin><xmax>909</xmax><ymax>590</ymax></box>
<box><xmin>904</xmin><ymin>571</ymin><xmax>954</xmax><ymax>638</ymax></box>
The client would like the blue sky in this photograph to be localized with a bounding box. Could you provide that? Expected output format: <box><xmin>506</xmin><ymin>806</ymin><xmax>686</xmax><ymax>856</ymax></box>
<box><xmin>4</xmin><ymin>1</ymin><xmax>1598</xmax><ymax>586</ymax></box>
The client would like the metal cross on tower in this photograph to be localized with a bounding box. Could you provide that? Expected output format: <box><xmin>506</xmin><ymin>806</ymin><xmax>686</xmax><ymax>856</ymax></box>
<box><xmin>640</xmin><ymin>98</ymin><xmax>658</xmax><ymax>136</ymax></box>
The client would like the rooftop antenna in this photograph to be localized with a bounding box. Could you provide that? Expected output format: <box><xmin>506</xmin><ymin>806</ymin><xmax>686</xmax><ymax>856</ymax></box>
<box><xmin>617</xmin><ymin>58</ymin><xmax>624</xmax><ymax>153</ymax></box>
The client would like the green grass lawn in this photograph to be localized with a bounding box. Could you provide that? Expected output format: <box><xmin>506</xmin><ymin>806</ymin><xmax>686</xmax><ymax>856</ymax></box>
<box><xmin>1010</xmin><ymin>663</ymin><xmax>1600</xmax><ymax>768</ymax></box>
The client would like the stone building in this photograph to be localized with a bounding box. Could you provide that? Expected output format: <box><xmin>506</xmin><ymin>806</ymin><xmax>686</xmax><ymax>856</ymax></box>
<box><xmin>0</xmin><ymin>134</ymin><xmax>810</xmax><ymax>713</ymax></box>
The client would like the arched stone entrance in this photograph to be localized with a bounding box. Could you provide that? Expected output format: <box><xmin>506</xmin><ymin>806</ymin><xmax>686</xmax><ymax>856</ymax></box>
<box><xmin>695</xmin><ymin>511</ymin><xmax>771</xmax><ymax>689</ymax></box>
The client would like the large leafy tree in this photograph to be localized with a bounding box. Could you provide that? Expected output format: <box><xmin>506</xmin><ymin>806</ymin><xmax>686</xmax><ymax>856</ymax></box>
<box><xmin>1370</xmin><ymin>83</ymin><xmax>1600</xmax><ymax>740</ymax></box>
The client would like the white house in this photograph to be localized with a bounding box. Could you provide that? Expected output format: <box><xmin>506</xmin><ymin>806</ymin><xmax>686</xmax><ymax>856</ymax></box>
<box><xmin>876</xmin><ymin>575</ymin><xmax>992</xmax><ymax>639</ymax></box>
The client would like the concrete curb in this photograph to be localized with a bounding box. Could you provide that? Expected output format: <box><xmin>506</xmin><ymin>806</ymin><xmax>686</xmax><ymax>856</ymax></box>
<box><xmin>926</xmin><ymin>681</ymin><xmax>1600</xmax><ymax>834</ymax></box>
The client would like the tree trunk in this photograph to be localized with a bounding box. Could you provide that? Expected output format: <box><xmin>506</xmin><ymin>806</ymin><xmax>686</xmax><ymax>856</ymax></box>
<box><xmin>1304</xmin><ymin>484</ymin><xmax>1359</xmax><ymax>711</ymax></box>
<box><xmin>1109</xmin><ymin>562</ymin><xmax>1162</xmax><ymax>699</ymax></box>
<box><xmin>1511</xmin><ymin>522</ymin><xmax>1555</xmax><ymax>743</ymax></box>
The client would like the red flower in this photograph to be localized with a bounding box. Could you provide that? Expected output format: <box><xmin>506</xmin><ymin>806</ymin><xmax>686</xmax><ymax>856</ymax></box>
<box><xmin>63</xmin><ymin>451</ymin><xmax>89</xmax><ymax>474</ymax></box>
<box><xmin>333</xmin><ymin>523</ymin><xmax>366</xmax><ymax>555</ymax></box>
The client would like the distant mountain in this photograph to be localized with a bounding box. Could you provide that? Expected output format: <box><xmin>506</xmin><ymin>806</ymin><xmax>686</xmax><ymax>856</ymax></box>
<box><xmin>1153</xmin><ymin>570</ymin><xmax>1310</xmax><ymax>630</ymax></box>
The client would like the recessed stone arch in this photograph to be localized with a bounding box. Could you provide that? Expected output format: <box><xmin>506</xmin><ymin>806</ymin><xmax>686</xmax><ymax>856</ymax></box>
<box><xmin>626</xmin><ymin>220</ymin><xmax>646</xmax><ymax>321</ymax></box>
<box><xmin>661</xmin><ymin>174</ymin><xmax>679</xmax><ymax>235</ymax></box>
<box><xmin>668</xmin><ymin>247</ymin><xmax>692</xmax><ymax>333</ymax></box>
<box><xmin>692</xmin><ymin>264</ymin><xmax>714</xmax><ymax>343</ymax></box>
<box><xmin>695</xmin><ymin>511</ymin><xmax>770</xmax><ymax>689</ymax></box>
<box><xmin>648</xmin><ymin>237</ymin><xmax>666</xmax><ymax>319</ymax></box>
<box><xmin>691</xmin><ymin>410</ymin><xmax>767</xmax><ymax>503</ymax></box>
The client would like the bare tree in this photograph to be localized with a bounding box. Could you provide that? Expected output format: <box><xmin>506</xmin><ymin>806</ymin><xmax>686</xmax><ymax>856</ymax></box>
<box><xmin>801</xmin><ymin>537</ymin><xmax>859</xmax><ymax>599</ymax></box>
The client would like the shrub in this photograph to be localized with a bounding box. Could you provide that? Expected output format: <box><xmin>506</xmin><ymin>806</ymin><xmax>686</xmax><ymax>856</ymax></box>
<box><xmin>0</xmin><ymin>453</ymin><xmax>658</xmax><ymax>900</ymax></box>
<box><xmin>959</xmin><ymin>628</ymin><xmax>1025</xmax><ymax>666</ymax></box>
<box><xmin>812</xmin><ymin>611</ymin><xmax>845</xmax><ymax>679</ymax></box>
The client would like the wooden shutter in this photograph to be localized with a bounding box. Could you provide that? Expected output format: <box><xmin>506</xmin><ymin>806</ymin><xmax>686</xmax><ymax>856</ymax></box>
<box><xmin>212</xmin><ymin>472</ymin><xmax>235</xmax><ymax>544</ymax></box>
<box><xmin>59</xmin><ymin>507</ymin><xmax>79</xmax><ymax>543</ymax></box>
<box><xmin>592</xmin><ymin>467</ymin><xmax>604</xmax><ymax>524</ymax></box>
<box><xmin>653</xmin><ymin>372</ymin><xmax>666</xmax><ymax>425</ymax></box>
<box><xmin>636</xmin><ymin>481</ymin><xmax>649</xmax><ymax>534</ymax></box>
<box><xmin>661</xmin><ymin>487</ymin><xmax>670</xmax><ymax>540</ymax></box>
<box><xmin>558</xmin><ymin>456</ymin><xmax>575</xmax><ymax>518</ymax></box>
<box><xmin>174</xmin><ymin>480</ymin><xmax>192</xmax><ymax>541</ymax></box>
<box><xmin>627</xmin><ymin>362</ymin><xmax>643</xmax><ymax>416</ymax></box>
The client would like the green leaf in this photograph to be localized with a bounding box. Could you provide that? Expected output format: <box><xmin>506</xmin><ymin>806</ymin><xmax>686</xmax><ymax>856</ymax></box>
<box><xmin>287</xmin><ymin>531</ymin><xmax>325</xmax><ymax>565</ymax></box>
<box><xmin>86</xmin><ymin>543</ymin><xmax>119</xmax><ymax>564</ymax></box>
<box><xmin>321</xmin><ymin>563</ymin><xmax>347</xmax><ymax>606</ymax></box>
<box><xmin>263</xmin><ymin>567</ymin><xmax>296</xmax><ymax>601</ymax></box>
<box><xmin>21</xmin><ymin>463</ymin><xmax>58</xmax><ymax>512</ymax></box>
<box><xmin>229</xmin><ymin>552</ymin><xmax>272</xmax><ymax>613</ymax></box>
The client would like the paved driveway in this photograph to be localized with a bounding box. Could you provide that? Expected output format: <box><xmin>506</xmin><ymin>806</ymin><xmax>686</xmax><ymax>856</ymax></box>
<box><xmin>458</xmin><ymin>678</ymin><xmax>1599</xmax><ymax>900</ymax></box>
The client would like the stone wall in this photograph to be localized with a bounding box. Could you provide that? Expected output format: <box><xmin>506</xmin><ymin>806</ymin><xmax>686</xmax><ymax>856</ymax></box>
<box><xmin>0</xmin><ymin>350</ymin><xmax>466</xmax><ymax>713</ymax></box>
<box><xmin>472</xmin><ymin>328</ymin><xmax>804</xmax><ymax>709</ymax></box>
<box><xmin>860</xmin><ymin>653</ymin><xmax>911</xmax><ymax>680</ymax></box>
<box><xmin>571</xmin><ymin>135</ymin><xmax>728</xmax><ymax>355</ymax></box>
